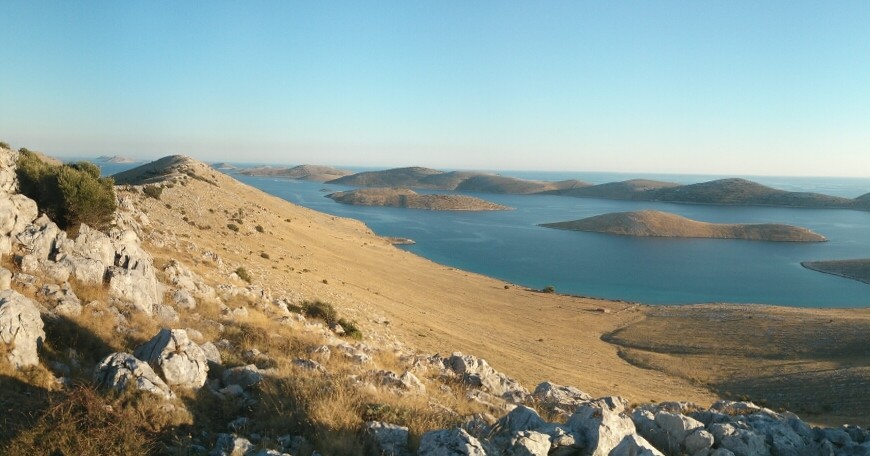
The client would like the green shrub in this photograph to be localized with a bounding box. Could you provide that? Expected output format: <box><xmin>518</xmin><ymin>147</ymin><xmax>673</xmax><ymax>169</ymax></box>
<box><xmin>0</xmin><ymin>141</ymin><xmax>9</xmax><ymax>149</ymax></box>
<box><xmin>260</xmin><ymin>252</ymin><xmax>270</xmax><ymax>259</ymax></box>
<box><xmin>16</xmin><ymin>151</ymin><xmax>116</xmax><ymax>231</ymax></box>
<box><xmin>542</xmin><ymin>285</ymin><xmax>556</xmax><ymax>294</ymax></box>
<box><xmin>142</xmin><ymin>185</ymin><xmax>162</xmax><ymax>200</ymax></box>
<box><xmin>301</xmin><ymin>300</ymin><xmax>362</xmax><ymax>339</ymax></box>
<box><xmin>227</xmin><ymin>223</ymin><xmax>239</xmax><ymax>232</ymax></box>
<box><xmin>255</xmin><ymin>225</ymin><xmax>265</xmax><ymax>233</ymax></box>
<box><xmin>235</xmin><ymin>267</ymin><xmax>251</xmax><ymax>283</ymax></box>
<box><xmin>337</xmin><ymin>318</ymin><xmax>363</xmax><ymax>340</ymax></box>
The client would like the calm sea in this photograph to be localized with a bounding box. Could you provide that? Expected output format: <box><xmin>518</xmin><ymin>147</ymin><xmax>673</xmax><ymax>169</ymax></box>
<box><xmin>98</xmin><ymin>161</ymin><xmax>870</xmax><ymax>308</ymax></box>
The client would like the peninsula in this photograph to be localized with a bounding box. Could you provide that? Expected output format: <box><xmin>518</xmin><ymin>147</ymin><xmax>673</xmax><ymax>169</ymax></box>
<box><xmin>326</xmin><ymin>187</ymin><xmax>511</xmax><ymax>211</ymax></box>
<box><xmin>802</xmin><ymin>259</ymin><xmax>870</xmax><ymax>284</ymax></box>
<box><xmin>541</xmin><ymin>210</ymin><xmax>827</xmax><ymax>242</ymax></box>
<box><xmin>238</xmin><ymin>164</ymin><xmax>352</xmax><ymax>182</ymax></box>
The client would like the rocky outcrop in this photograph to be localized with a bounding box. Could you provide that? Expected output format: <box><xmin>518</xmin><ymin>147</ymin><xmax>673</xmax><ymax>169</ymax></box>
<box><xmin>365</xmin><ymin>421</ymin><xmax>412</xmax><ymax>456</ymax></box>
<box><xmin>107</xmin><ymin>229</ymin><xmax>162</xmax><ymax>314</ymax></box>
<box><xmin>134</xmin><ymin>329</ymin><xmax>209</xmax><ymax>389</ymax></box>
<box><xmin>418</xmin><ymin>428</ymin><xmax>488</xmax><ymax>456</ymax></box>
<box><xmin>443</xmin><ymin>352</ymin><xmax>531</xmax><ymax>403</ymax></box>
<box><xmin>93</xmin><ymin>352</ymin><xmax>175</xmax><ymax>399</ymax></box>
<box><xmin>0</xmin><ymin>290</ymin><xmax>46</xmax><ymax>368</ymax></box>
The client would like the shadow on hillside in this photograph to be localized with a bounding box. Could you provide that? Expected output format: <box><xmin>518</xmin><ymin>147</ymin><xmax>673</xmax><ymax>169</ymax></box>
<box><xmin>0</xmin><ymin>374</ymin><xmax>53</xmax><ymax>446</ymax></box>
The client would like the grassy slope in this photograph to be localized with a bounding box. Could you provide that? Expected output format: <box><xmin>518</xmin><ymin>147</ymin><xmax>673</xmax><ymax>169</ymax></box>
<box><xmin>132</xmin><ymin>158</ymin><xmax>868</xmax><ymax>426</ymax></box>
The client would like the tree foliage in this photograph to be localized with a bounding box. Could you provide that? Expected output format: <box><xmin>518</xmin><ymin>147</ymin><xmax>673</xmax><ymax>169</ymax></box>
<box><xmin>16</xmin><ymin>151</ymin><xmax>117</xmax><ymax>231</ymax></box>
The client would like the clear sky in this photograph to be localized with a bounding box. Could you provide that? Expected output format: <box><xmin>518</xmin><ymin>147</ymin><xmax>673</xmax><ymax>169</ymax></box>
<box><xmin>1</xmin><ymin>1</ymin><xmax>869</xmax><ymax>176</ymax></box>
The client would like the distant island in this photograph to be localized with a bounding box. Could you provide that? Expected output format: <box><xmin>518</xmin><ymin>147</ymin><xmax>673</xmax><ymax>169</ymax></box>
<box><xmin>548</xmin><ymin>178</ymin><xmax>865</xmax><ymax>210</ymax></box>
<box><xmin>801</xmin><ymin>259</ymin><xmax>870</xmax><ymax>284</ymax></box>
<box><xmin>239</xmin><ymin>164</ymin><xmax>352</xmax><ymax>182</ymax></box>
<box><xmin>326</xmin><ymin>166</ymin><xmax>586</xmax><ymax>194</ymax></box>
<box><xmin>540</xmin><ymin>210</ymin><xmax>827</xmax><ymax>242</ymax></box>
<box><xmin>326</xmin><ymin>187</ymin><xmax>512</xmax><ymax>211</ymax></box>
<box><xmin>95</xmin><ymin>155</ymin><xmax>138</xmax><ymax>164</ymax></box>
<box><xmin>211</xmin><ymin>162</ymin><xmax>238</xmax><ymax>170</ymax></box>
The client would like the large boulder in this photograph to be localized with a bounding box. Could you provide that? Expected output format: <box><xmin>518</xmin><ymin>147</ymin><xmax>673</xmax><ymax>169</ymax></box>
<box><xmin>418</xmin><ymin>428</ymin><xmax>488</xmax><ymax>456</ymax></box>
<box><xmin>444</xmin><ymin>352</ymin><xmax>530</xmax><ymax>403</ymax></box>
<box><xmin>610</xmin><ymin>434</ymin><xmax>665</xmax><ymax>456</ymax></box>
<box><xmin>0</xmin><ymin>194</ymin><xmax>38</xmax><ymax>255</ymax></box>
<box><xmin>0</xmin><ymin>147</ymin><xmax>19</xmax><ymax>194</ymax></box>
<box><xmin>93</xmin><ymin>352</ymin><xmax>174</xmax><ymax>400</ymax></box>
<box><xmin>15</xmin><ymin>214</ymin><xmax>62</xmax><ymax>260</ymax></box>
<box><xmin>0</xmin><ymin>290</ymin><xmax>45</xmax><ymax>368</ymax></box>
<box><xmin>134</xmin><ymin>329</ymin><xmax>208</xmax><ymax>389</ymax></box>
<box><xmin>365</xmin><ymin>421</ymin><xmax>411</xmax><ymax>456</ymax></box>
<box><xmin>709</xmin><ymin>422</ymin><xmax>771</xmax><ymax>456</ymax></box>
<box><xmin>566</xmin><ymin>396</ymin><xmax>636</xmax><ymax>456</ymax></box>
<box><xmin>54</xmin><ymin>224</ymin><xmax>115</xmax><ymax>284</ymax></box>
<box><xmin>506</xmin><ymin>431</ymin><xmax>551</xmax><ymax>456</ymax></box>
<box><xmin>533</xmin><ymin>381</ymin><xmax>592</xmax><ymax>416</ymax></box>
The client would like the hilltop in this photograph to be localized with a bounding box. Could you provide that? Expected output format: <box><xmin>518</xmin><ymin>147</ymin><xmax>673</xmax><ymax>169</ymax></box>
<box><xmin>95</xmin><ymin>155</ymin><xmax>139</xmax><ymax>164</ymax></box>
<box><xmin>326</xmin><ymin>187</ymin><xmax>511</xmax><ymax>211</ymax></box>
<box><xmin>550</xmin><ymin>177</ymin><xmax>864</xmax><ymax>210</ymax></box>
<box><xmin>327</xmin><ymin>166</ymin><xmax>588</xmax><ymax>194</ymax></box>
<box><xmin>239</xmin><ymin>164</ymin><xmax>352</xmax><ymax>182</ymax></box>
<box><xmin>541</xmin><ymin>210</ymin><xmax>828</xmax><ymax>242</ymax></box>
<box><xmin>1</xmin><ymin>148</ymin><xmax>868</xmax><ymax>454</ymax></box>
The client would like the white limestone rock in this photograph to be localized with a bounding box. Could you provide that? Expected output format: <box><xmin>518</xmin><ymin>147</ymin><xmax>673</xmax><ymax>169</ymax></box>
<box><xmin>134</xmin><ymin>328</ymin><xmax>209</xmax><ymax>389</ymax></box>
<box><xmin>365</xmin><ymin>421</ymin><xmax>411</xmax><ymax>456</ymax></box>
<box><xmin>0</xmin><ymin>290</ymin><xmax>45</xmax><ymax>368</ymax></box>
<box><xmin>418</xmin><ymin>428</ymin><xmax>488</xmax><ymax>456</ymax></box>
<box><xmin>93</xmin><ymin>352</ymin><xmax>174</xmax><ymax>400</ymax></box>
<box><xmin>444</xmin><ymin>352</ymin><xmax>530</xmax><ymax>403</ymax></box>
<box><xmin>566</xmin><ymin>396</ymin><xmax>636</xmax><ymax>456</ymax></box>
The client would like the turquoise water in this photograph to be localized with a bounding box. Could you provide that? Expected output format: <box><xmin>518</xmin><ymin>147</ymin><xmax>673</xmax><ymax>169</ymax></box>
<box><xmin>232</xmin><ymin>173</ymin><xmax>870</xmax><ymax>308</ymax></box>
<box><xmin>98</xmin><ymin>161</ymin><xmax>870</xmax><ymax>307</ymax></box>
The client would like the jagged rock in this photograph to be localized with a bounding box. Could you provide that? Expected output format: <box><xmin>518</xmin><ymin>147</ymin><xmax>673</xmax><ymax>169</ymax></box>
<box><xmin>65</xmin><ymin>224</ymin><xmax>115</xmax><ymax>264</ymax></box>
<box><xmin>222</xmin><ymin>364</ymin><xmax>263</xmax><ymax>389</ymax></box>
<box><xmin>0</xmin><ymin>194</ymin><xmax>38</xmax><ymax>255</ymax></box>
<box><xmin>533</xmin><ymin>381</ymin><xmax>592</xmax><ymax>416</ymax></box>
<box><xmin>711</xmin><ymin>401</ymin><xmax>763</xmax><ymax>417</ymax></box>
<box><xmin>655</xmin><ymin>411</ymin><xmax>705</xmax><ymax>451</ymax></box>
<box><xmin>0</xmin><ymin>290</ymin><xmax>45</xmax><ymax>368</ymax></box>
<box><xmin>201</xmin><ymin>341</ymin><xmax>222</xmax><ymax>366</ymax></box>
<box><xmin>38</xmin><ymin>283</ymin><xmax>82</xmax><ymax>317</ymax></box>
<box><xmin>16</xmin><ymin>214</ymin><xmax>62</xmax><ymax>259</ymax></box>
<box><xmin>566</xmin><ymin>396</ymin><xmax>636</xmax><ymax>456</ymax></box>
<box><xmin>506</xmin><ymin>430</ymin><xmax>551</xmax><ymax>456</ymax></box>
<box><xmin>444</xmin><ymin>352</ymin><xmax>530</xmax><ymax>403</ymax></box>
<box><xmin>93</xmin><ymin>352</ymin><xmax>174</xmax><ymax>399</ymax></box>
<box><xmin>153</xmin><ymin>303</ymin><xmax>180</xmax><ymax>322</ymax></box>
<box><xmin>709</xmin><ymin>422</ymin><xmax>771</xmax><ymax>456</ymax></box>
<box><xmin>293</xmin><ymin>358</ymin><xmax>326</xmax><ymax>372</ymax></box>
<box><xmin>0</xmin><ymin>147</ymin><xmax>19</xmax><ymax>194</ymax></box>
<box><xmin>170</xmin><ymin>289</ymin><xmax>197</xmax><ymax>309</ymax></box>
<box><xmin>495</xmin><ymin>405</ymin><xmax>546</xmax><ymax>435</ymax></box>
<box><xmin>0</xmin><ymin>267</ymin><xmax>12</xmax><ymax>289</ymax></box>
<box><xmin>684</xmin><ymin>428</ymin><xmax>715</xmax><ymax>454</ymax></box>
<box><xmin>134</xmin><ymin>329</ymin><xmax>209</xmax><ymax>389</ymax></box>
<box><xmin>213</xmin><ymin>433</ymin><xmax>255</xmax><ymax>456</ymax></box>
<box><xmin>418</xmin><ymin>428</ymin><xmax>488</xmax><ymax>456</ymax></box>
<box><xmin>365</xmin><ymin>421</ymin><xmax>411</xmax><ymax>456</ymax></box>
<box><xmin>610</xmin><ymin>434</ymin><xmax>665</xmax><ymax>456</ymax></box>
<box><xmin>310</xmin><ymin>344</ymin><xmax>331</xmax><ymax>361</ymax></box>
<box><xmin>107</xmin><ymin>264</ymin><xmax>160</xmax><ymax>315</ymax></box>
<box><xmin>11</xmin><ymin>273</ymin><xmax>38</xmax><ymax>292</ymax></box>
<box><xmin>164</xmin><ymin>259</ymin><xmax>215</xmax><ymax>300</ymax></box>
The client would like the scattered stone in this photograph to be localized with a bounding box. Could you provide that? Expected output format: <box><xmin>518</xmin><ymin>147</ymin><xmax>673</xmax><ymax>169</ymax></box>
<box><xmin>365</xmin><ymin>421</ymin><xmax>411</xmax><ymax>456</ymax></box>
<box><xmin>444</xmin><ymin>352</ymin><xmax>530</xmax><ymax>403</ymax></box>
<box><xmin>134</xmin><ymin>328</ymin><xmax>209</xmax><ymax>389</ymax></box>
<box><xmin>533</xmin><ymin>381</ymin><xmax>591</xmax><ymax>416</ymax></box>
<box><xmin>566</xmin><ymin>396</ymin><xmax>636</xmax><ymax>456</ymax></box>
<box><xmin>222</xmin><ymin>364</ymin><xmax>263</xmax><ymax>389</ymax></box>
<box><xmin>0</xmin><ymin>290</ymin><xmax>46</xmax><ymax>368</ymax></box>
<box><xmin>418</xmin><ymin>428</ymin><xmax>488</xmax><ymax>456</ymax></box>
<box><xmin>93</xmin><ymin>352</ymin><xmax>174</xmax><ymax>400</ymax></box>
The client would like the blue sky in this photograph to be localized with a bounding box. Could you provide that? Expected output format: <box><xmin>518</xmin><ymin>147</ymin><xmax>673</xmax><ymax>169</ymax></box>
<box><xmin>1</xmin><ymin>1</ymin><xmax>869</xmax><ymax>176</ymax></box>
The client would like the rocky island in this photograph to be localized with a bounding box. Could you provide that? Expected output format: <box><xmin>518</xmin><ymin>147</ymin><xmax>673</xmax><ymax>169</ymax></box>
<box><xmin>326</xmin><ymin>187</ymin><xmax>511</xmax><ymax>211</ymax></box>
<box><xmin>327</xmin><ymin>166</ymin><xmax>586</xmax><ymax>194</ymax></box>
<box><xmin>802</xmin><ymin>259</ymin><xmax>870</xmax><ymax>284</ymax></box>
<box><xmin>541</xmin><ymin>210</ymin><xmax>827</xmax><ymax>242</ymax></box>
<box><xmin>238</xmin><ymin>164</ymin><xmax>352</xmax><ymax>182</ymax></box>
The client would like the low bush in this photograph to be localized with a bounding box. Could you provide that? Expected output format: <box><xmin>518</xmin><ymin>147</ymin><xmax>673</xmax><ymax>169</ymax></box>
<box><xmin>235</xmin><ymin>267</ymin><xmax>252</xmax><ymax>283</ymax></box>
<box><xmin>142</xmin><ymin>185</ymin><xmax>162</xmax><ymax>200</ymax></box>
<box><xmin>227</xmin><ymin>223</ymin><xmax>239</xmax><ymax>232</ymax></box>
<box><xmin>255</xmin><ymin>225</ymin><xmax>265</xmax><ymax>233</ymax></box>
<box><xmin>16</xmin><ymin>151</ymin><xmax>116</xmax><ymax>231</ymax></box>
<box><xmin>542</xmin><ymin>285</ymin><xmax>556</xmax><ymax>294</ymax></box>
<box><xmin>301</xmin><ymin>300</ymin><xmax>362</xmax><ymax>339</ymax></box>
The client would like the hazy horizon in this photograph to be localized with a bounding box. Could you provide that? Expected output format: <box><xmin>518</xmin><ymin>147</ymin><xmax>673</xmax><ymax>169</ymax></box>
<box><xmin>2</xmin><ymin>2</ymin><xmax>870</xmax><ymax>177</ymax></box>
